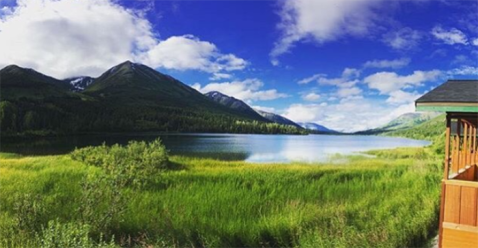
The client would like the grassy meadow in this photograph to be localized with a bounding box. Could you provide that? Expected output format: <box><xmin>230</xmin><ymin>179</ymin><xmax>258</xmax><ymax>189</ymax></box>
<box><xmin>0</xmin><ymin>142</ymin><xmax>442</xmax><ymax>247</ymax></box>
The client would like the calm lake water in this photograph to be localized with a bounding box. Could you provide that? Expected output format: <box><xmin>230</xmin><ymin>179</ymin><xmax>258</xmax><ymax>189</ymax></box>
<box><xmin>0</xmin><ymin>133</ymin><xmax>430</xmax><ymax>163</ymax></box>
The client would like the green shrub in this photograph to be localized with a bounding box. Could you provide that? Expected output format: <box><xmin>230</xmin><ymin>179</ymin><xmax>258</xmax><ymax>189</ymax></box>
<box><xmin>78</xmin><ymin>172</ymin><xmax>125</xmax><ymax>237</ymax></box>
<box><xmin>13</xmin><ymin>193</ymin><xmax>46</xmax><ymax>233</ymax></box>
<box><xmin>71</xmin><ymin>139</ymin><xmax>169</xmax><ymax>187</ymax></box>
<box><xmin>37</xmin><ymin>220</ymin><xmax>116</xmax><ymax>248</ymax></box>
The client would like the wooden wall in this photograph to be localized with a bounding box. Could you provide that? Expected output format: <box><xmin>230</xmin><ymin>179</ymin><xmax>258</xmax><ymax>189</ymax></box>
<box><xmin>443</xmin><ymin>180</ymin><xmax>478</xmax><ymax>226</ymax></box>
<box><xmin>441</xmin><ymin>179</ymin><xmax>478</xmax><ymax>248</ymax></box>
<box><xmin>442</xmin><ymin>226</ymin><xmax>478</xmax><ymax>248</ymax></box>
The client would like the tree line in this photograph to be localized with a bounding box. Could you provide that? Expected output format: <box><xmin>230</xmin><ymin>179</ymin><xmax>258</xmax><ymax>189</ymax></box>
<box><xmin>0</xmin><ymin>98</ymin><xmax>306</xmax><ymax>136</ymax></box>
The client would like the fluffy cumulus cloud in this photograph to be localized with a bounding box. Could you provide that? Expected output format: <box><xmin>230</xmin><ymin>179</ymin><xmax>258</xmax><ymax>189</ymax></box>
<box><xmin>282</xmin><ymin>104</ymin><xmax>323</xmax><ymax>123</ymax></box>
<box><xmin>270</xmin><ymin>0</ymin><xmax>428</xmax><ymax>65</ymax></box>
<box><xmin>363</xmin><ymin>70</ymin><xmax>442</xmax><ymax>94</ymax></box>
<box><xmin>336</xmin><ymin>87</ymin><xmax>362</xmax><ymax>98</ymax></box>
<box><xmin>473</xmin><ymin>38</ymin><xmax>478</xmax><ymax>46</ymax></box>
<box><xmin>271</xmin><ymin>0</ymin><xmax>385</xmax><ymax>64</ymax></box>
<box><xmin>431</xmin><ymin>26</ymin><xmax>468</xmax><ymax>45</ymax></box>
<box><xmin>0</xmin><ymin>0</ymin><xmax>247</xmax><ymax>78</ymax></box>
<box><xmin>363</xmin><ymin>58</ymin><xmax>410</xmax><ymax>69</ymax></box>
<box><xmin>140</xmin><ymin>35</ymin><xmax>247</xmax><ymax>74</ymax></box>
<box><xmin>0</xmin><ymin>0</ymin><xmax>155</xmax><ymax>78</ymax></box>
<box><xmin>385</xmin><ymin>90</ymin><xmax>421</xmax><ymax>105</ymax></box>
<box><xmin>191</xmin><ymin>79</ymin><xmax>288</xmax><ymax>102</ymax></box>
<box><xmin>292</xmin><ymin>67</ymin><xmax>446</xmax><ymax>131</ymax></box>
<box><xmin>282</xmin><ymin>98</ymin><xmax>415</xmax><ymax>132</ymax></box>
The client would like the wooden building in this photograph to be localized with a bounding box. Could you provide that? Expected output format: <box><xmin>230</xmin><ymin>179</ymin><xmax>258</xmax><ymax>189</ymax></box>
<box><xmin>416</xmin><ymin>79</ymin><xmax>478</xmax><ymax>248</ymax></box>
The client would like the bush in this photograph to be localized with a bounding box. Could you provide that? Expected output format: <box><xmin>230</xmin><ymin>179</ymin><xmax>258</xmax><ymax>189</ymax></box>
<box><xmin>79</xmin><ymin>172</ymin><xmax>124</xmax><ymax>236</ymax></box>
<box><xmin>71</xmin><ymin>139</ymin><xmax>169</xmax><ymax>187</ymax></box>
<box><xmin>13</xmin><ymin>193</ymin><xmax>46</xmax><ymax>233</ymax></box>
<box><xmin>37</xmin><ymin>220</ymin><xmax>116</xmax><ymax>248</ymax></box>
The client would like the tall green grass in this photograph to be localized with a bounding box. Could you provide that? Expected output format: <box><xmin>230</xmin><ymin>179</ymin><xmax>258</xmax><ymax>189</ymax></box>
<box><xmin>0</xmin><ymin>147</ymin><xmax>441</xmax><ymax>247</ymax></box>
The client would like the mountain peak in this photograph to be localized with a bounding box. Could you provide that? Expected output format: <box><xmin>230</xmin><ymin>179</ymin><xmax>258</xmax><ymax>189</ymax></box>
<box><xmin>119</xmin><ymin>60</ymin><xmax>135</xmax><ymax>66</ymax></box>
<box><xmin>205</xmin><ymin>91</ymin><xmax>268</xmax><ymax>121</ymax></box>
<box><xmin>3</xmin><ymin>64</ymin><xmax>21</xmax><ymax>69</ymax></box>
<box><xmin>84</xmin><ymin>60</ymin><xmax>198</xmax><ymax>98</ymax></box>
<box><xmin>1</xmin><ymin>64</ymin><xmax>27</xmax><ymax>73</ymax></box>
<box><xmin>254</xmin><ymin>109</ymin><xmax>302</xmax><ymax>128</ymax></box>
<box><xmin>205</xmin><ymin>91</ymin><xmax>229</xmax><ymax>98</ymax></box>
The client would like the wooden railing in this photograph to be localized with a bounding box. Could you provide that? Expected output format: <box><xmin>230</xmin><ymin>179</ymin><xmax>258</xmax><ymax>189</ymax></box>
<box><xmin>446</xmin><ymin>118</ymin><xmax>478</xmax><ymax>179</ymax></box>
<box><xmin>440</xmin><ymin>114</ymin><xmax>478</xmax><ymax>248</ymax></box>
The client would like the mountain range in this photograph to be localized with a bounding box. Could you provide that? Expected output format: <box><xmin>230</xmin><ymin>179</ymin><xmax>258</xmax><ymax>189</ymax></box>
<box><xmin>203</xmin><ymin>91</ymin><xmax>341</xmax><ymax>132</ymax></box>
<box><xmin>297</xmin><ymin>122</ymin><xmax>338</xmax><ymax>133</ymax></box>
<box><xmin>0</xmin><ymin>61</ymin><xmax>303</xmax><ymax>136</ymax></box>
<box><xmin>0</xmin><ymin>61</ymin><xmax>440</xmax><ymax>137</ymax></box>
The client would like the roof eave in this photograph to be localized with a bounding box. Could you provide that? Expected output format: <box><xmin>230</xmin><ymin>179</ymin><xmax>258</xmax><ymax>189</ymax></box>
<box><xmin>415</xmin><ymin>102</ymin><xmax>478</xmax><ymax>113</ymax></box>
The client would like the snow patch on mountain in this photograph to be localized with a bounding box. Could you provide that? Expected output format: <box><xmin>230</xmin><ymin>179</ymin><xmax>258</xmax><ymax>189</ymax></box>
<box><xmin>64</xmin><ymin>76</ymin><xmax>94</xmax><ymax>91</ymax></box>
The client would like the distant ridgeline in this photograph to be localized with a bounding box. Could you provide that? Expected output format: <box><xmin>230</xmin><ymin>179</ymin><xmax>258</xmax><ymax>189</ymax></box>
<box><xmin>355</xmin><ymin>112</ymin><xmax>442</xmax><ymax>136</ymax></box>
<box><xmin>0</xmin><ymin>61</ymin><xmax>305</xmax><ymax>136</ymax></box>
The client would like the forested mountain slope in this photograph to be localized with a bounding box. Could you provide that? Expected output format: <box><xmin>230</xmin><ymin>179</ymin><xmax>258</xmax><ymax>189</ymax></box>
<box><xmin>0</xmin><ymin>62</ymin><xmax>303</xmax><ymax>136</ymax></box>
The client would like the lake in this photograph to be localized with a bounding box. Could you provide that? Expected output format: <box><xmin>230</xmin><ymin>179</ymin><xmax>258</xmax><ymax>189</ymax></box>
<box><xmin>0</xmin><ymin>133</ymin><xmax>431</xmax><ymax>163</ymax></box>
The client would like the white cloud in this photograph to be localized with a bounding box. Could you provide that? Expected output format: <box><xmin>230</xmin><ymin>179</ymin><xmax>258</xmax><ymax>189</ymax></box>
<box><xmin>337</xmin><ymin>87</ymin><xmax>362</xmax><ymax>98</ymax></box>
<box><xmin>299</xmin><ymin>68</ymin><xmax>363</xmax><ymax>99</ymax></box>
<box><xmin>0</xmin><ymin>0</ymin><xmax>247</xmax><ymax>78</ymax></box>
<box><xmin>298</xmin><ymin>68</ymin><xmax>360</xmax><ymax>87</ymax></box>
<box><xmin>472</xmin><ymin>38</ymin><xmax>478</xmax><ymax>46</ymax></box>
<box><xmin>448</xmin><ymin>66</ymin><xmax>478</xmax><ymax>76</ymax></box>
<box><xmin>191</xmin><ymin>78</ymin><xmax>288</xmax><ymax>102</ymax></box>
<box><xmin>382</xmin><ymin>28</ymin><xmax>422</xmax><ymax>50</ymax></box>
<box><xmin>431</xmin><ymin>26</ymin><xmax>468</xmax><ymax>45</ymax></box>
<box><xmin>386</xmin><ymin>90</ymin><xmax>421</xmax><ymax>105</ymax></box>
<box><xmin>0</xmin><ymin>0</ymin><xmax>155</xmax><ymax>78</ymax></box>
<box><xmin>282</xmin><ymin>98</ymin><xmax>415</xmax><ymax>132</ymax></box>
<box><xmin>298</xmin><ymin>74</ymin><xmax>324</xmax><ymax>85</ymax></box>
<box><xmin>271</xmin><ymin>0</ymin><xmax>385</xmax><ymax>63</ymax></box>
<box><xmin>451</xmin><ymin>55</ymin><xmax>469</xmax><ymax>65</ymax></box>
<box><xmin>363</xmin><ymin>58</ymin><xmax>410</xmax><ymax>69</ymax></box>
<box><xmin>209</xmin><ymin>73</ymin><xmax>232</xmax><ymax>80</ymax></box>
<box><xmin>342</xmin><ymin>67</ymin><xmax>361</xmax><ymax>79</ymax></box>
<box><xmin>282</xmin><ymin>104</ymin><xmax>324</xmax><ymax>123</ymax></box>
<box><xmin>363</xmin><ymin>70</ymin><xmax>442</xmax><ymax>94</ymax></box>
<box><xmin>318</xmin><ymin>78</ymin><xmax>359</xmax><ymax>88</ymax></box>
<box><xmin>135</xmin><ymin>35</ymin><xmax>248</xmax><ymax>75</ymax></box>
<box><xmin>302</xmin><ymin>92</ymin><xmax>321</xmax><ymax>101</ymax></box>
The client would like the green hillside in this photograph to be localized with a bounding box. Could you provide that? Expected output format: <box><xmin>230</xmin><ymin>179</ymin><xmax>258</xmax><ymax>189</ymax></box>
<box><xmin>380</xmin><ymin>112</ymin><xmax>440</xmax><ymax>132</ymax></box>
<box><xmin>356</xmin><ymin>112</ymin><xmax>441</xmax><ymax>135</ymax></box>
<box><xmin>384</xmin><ymin>114</ymin><xmax>445</xmax><ymax>141</ymax></box>
<box><xmin>381</xmin><ymin>114</ymin><xmax>446</xmax><ymax>155</ymax></box>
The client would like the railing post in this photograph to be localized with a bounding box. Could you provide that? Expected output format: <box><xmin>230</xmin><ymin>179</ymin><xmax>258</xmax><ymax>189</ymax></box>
<box><xmin>457</xmin><ymin>118</ymin><xmax>461</xmax><ymax>174</ymax></box>
<box><xmin>445</xmin><ymin>114</ymin><xmax>451</xmax><ymax>179</ymax></box>
<box><xmin>439</xmin><ymin>113</ymin><xmax>451</xmax><ymax>248</ymax></box>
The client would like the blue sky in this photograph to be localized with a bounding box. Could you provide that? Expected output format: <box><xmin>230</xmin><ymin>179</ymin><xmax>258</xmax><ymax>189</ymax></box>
<box><xmin>0</xmin><ymin>0</ymin><xmax>477</xmax><ymax>131</ymax></box>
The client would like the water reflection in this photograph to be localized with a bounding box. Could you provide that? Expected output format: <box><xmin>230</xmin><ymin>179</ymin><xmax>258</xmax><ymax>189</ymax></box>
<box><xmin>0</xmin><ymin>133</ymin><xmax>430</xmax><ymax>163</ymax></box>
